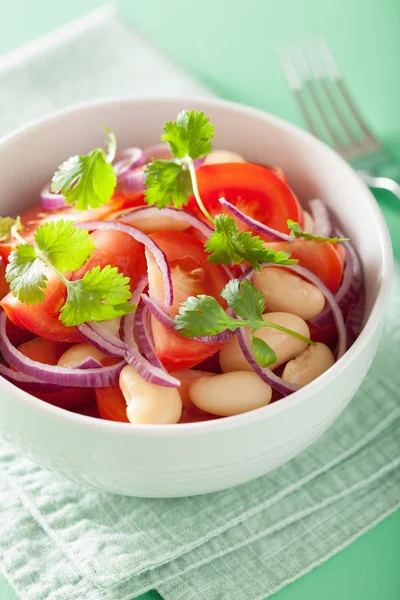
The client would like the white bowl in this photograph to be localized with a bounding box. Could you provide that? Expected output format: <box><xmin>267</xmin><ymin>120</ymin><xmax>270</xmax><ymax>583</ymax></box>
<box><xmin>0</xmin><ymin>97</ymin><xmax>392</xmax><ymax>497</ymax></box>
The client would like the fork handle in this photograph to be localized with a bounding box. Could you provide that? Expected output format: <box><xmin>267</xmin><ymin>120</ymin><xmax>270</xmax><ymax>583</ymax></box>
<box><xmin>357</xmin><ymin>171</ymin><xmax>400</xmax><ymax>201</ymax></box>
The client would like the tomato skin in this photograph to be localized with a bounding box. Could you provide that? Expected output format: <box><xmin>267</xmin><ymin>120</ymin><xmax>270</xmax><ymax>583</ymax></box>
<box><xmin>96</xmin><ymin>386</ymin><xmax>129</xmax><ymax>422</ymax></box>
<box><xmin>0</xmin><ymin>271</ymin><xmax>82</xmax><ymax>343</ymax></box>
<box><xmin>15</xmin><ymin>337</ymin><xmax>94</xmax><ymax>409</ymax></box>
<box><xmin>264</xmin><ymin>240</ymin><xmax>345</xmax><ymax>293</ymax></box>
<box><xmin>0</xmin><ymin>198</ymin><xmax>124</xmax><ymax>263</ymax></box>
<box><xmin>72</xmin><ymin>229</ymin><xmax>147</xmax><ymax>290</ymax></box>
<box><xmin>188</xmin><ymin>163</ymin><xmax>304</xmax><ymax>236</ymax></box>
<box><xmin>147</xmin><ymin>231</ymin><xmax>229</xmax><ymax>371</ymax></box>
<box><xmin>0</xmin><ymin>259</ymin><xmax>9</xmax><ymax>299</ymax></box>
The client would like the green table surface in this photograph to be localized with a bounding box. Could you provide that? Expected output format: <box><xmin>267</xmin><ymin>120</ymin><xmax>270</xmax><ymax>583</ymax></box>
<box><xmin>1</xmin><ymin>1</ymin><xmax>400</xmax><ymax>599</ymax></box>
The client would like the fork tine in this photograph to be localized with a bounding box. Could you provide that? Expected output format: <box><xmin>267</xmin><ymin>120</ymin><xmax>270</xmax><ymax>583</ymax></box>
<box><xmin>277</xmin><ymin>46</ymin><xmax>324</xmax><ymax>140</ymax></box>
<box><xmin>292</xmin><ymin>43</ymin><xmax>344</xmax><ymax>150</ymax></box>
<box><xmin>316</xmin><ymin>37</ymin><xmax>376</xmax><ymax>142</ymax></box>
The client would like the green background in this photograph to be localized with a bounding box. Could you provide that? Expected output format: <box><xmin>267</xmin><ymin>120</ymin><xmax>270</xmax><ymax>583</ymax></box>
<box><xmin>1</xmin><ymin>1</ymin><xmax>399</xmax><ymax>599</ymax></box>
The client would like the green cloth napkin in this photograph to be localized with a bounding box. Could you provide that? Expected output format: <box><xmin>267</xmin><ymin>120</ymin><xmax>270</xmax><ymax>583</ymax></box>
<box><xmin>0</xmin><ymin>7</ymin><xmax>399</xmax><ymax>600</ymax></box>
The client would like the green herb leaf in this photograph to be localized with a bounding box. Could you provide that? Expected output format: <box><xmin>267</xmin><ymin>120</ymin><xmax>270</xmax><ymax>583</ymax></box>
<box><xmin>51</xmin><ymin>134</ymin><xmax>117</xmax><ymax>211</ymax></box>
<box><xmin>221</xmin><ymin>279</ymin><xmax>265</xmax><ymax>322</ymax></box>
<box><xmin>287</xmin><ymin>220</ymin><xmax>349</xmax><ymax>243</ymax></box>
<box><xmin>0</xmin><ymin>216</ymin><xmax>22</xmax><ymax>242</ymax></box>
<box><xmin>251</xmin><ymin>336</ymin><xmax>277</xmax><ymax>368</ymax></box>
<box><xmin>144</xmin><ymin>159</ymin><xmax>193</xmax><ymax>208</ymax></box>
<box><xmin>206</xmin><ymin>215</ymin><xmax>297</xmax><ymax>270</ymax></box>
<box><xmin>60</xmin><ymin>265</ymin><xmax>135</xmax><ymax>326</ymax></box>
<box><xmin>162</xmin><ymin>110</ymin><xmax>214</xmax><ymax>160</ymax></box>
<box><xmin>6</xmin><ymin>244</ymin><xmax>47</xmax><ymax>304</ymax></box>
<box><xmin>174</xmin><ymin>294</ymin><xmax>234</xmax><ymax>337</ymax></box>
<box><xmin>34</xmin><ymin>220</ymin><xmax>95</xmax><ymax>272</ymax></box>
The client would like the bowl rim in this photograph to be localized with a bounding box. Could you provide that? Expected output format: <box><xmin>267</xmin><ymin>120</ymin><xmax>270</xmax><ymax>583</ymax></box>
<box><xmin>0</xmin><ymin>95</ymin><xmax>393</xmax><ymax>438</ymax></box>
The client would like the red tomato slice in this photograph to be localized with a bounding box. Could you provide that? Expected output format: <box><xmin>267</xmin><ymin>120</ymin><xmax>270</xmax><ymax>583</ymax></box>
<box><xmin>147</xmin><ymin>231</ymin><xmax>229</xmax><ymax>371</ymax></box>
<box><xmin>187</xmin><ymin>163</ymin><xmax>304</xmax><ymax>237</ymax></box>
<box><xmin>1</xmin><ymin>271</ymin><xmax>82</xmax><ymax>343</ymax></box>
<box><xmin>96</xmin><ymin>386</ymin><xmax>129</xmax><ymax>422</ymax></box>
<box><xmin>16</xmin><ymin>337</ymin><xmax>95</xmax><ymax>409</ymax></box>
<box><xmin>264</xmin><ymin>240</ymin><xmax>345</xmax><ymax>293</ymax></box>
<box><xmin>0</xmin><ymin>258</ymin><xmax>9</xmax><ymax>299</ymax></box>
<box><xmin>0</xmin><ymin>197</ymin><xmax>124</xmax><ymax>263</ymax></box>
<box><xmin>72</xmin><ymin>229</ymin><xmax>147</xmax><ymax>291</ymax></box>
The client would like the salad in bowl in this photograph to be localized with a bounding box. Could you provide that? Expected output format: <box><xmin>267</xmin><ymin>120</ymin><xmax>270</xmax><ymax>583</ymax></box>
<box><xmin>0</xmin><ymin>98</ymin><xmax>390</xmax><ymax>496</ymax></box>
<box><xmin>0</xmin><ymin>109</ymin><xmax>360</xmax><ymax>425</ymax></box>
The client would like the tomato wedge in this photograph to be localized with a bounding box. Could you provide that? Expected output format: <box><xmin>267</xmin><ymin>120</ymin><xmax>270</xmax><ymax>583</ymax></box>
<box><xmin>16</xmin><ymin>337</ymin><xmax>95</xmax><ymax>409</ymax></box>
<box><xmin>0</xmin><ymin>258</ymin><xmax>9</xmax><ymax>299</ymax></box>
<box><xmin>187</xmin><ymin>163</ymin><xmax>304</xmax><ymax>237</ymax></box>
<box><xmin>96</xmin><ymin>386</ymin><xmax>129</xmax><ymax>422</ymax></box>
<box><xmin>147</xmin><ymin>231</ymin><xmax>229</xmax><ymax>371</ymax></box>
<box><xmin>264</xmin><ymin>240</ymin><xmax>345</xmax><ymax>293</ymax></box>
<box><xmin>0</xmin><ymin>197</ymin><xmax>124</xmax><ymax>263</ymax></box>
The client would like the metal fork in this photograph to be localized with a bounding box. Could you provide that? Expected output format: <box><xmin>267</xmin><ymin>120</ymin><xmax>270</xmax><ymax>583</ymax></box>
<box><xmin>278</xmin><ymin>37</ymin><xmax>400</xmax><ymax>200</ymax></box>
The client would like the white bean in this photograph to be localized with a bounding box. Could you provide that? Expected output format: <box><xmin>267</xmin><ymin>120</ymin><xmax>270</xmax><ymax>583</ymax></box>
<box><xmin>253</xmin><ymin>268</ymin><xmax>325</xmax><ymax>320</ymax></box>
<box><xmin>57</xmin><ymin>343</ymin><xmax>108</xmax><ymax>367</ymax></box>
<box><xmin>99</xmin><ymin>317</ymin><xmax>121</xmax><ymax>339</ymax></box>
<box><xmin>303</xmin><ymin>211</ymin><xmax>314</xmax><ymax>234</ymax></box>
<box><xmin>120</xmin><ymin>365</ymin><xmax>182</xmax><ymax>424</ymax></box>
<box><xmin>127</xmin><ymin>212</ymin><xmax>190</xmax><ymax>234</ymax></box>
<box><xmin>171</xmin><ymin>369</ymin><xmax>215</xmax><ymax>408</ymax></box>
<box><xmin>204</xmin><ymin>150</ymin><xmax>246</xmax><ymax>165</ymax></box>
<box><xmin>219</xmin><ymin>312</ymin><xmax>310</xmax><ymax>373</ymax></box>
<box><xmin>282</xmin><ymin>342</ymin><xmax>335</xmax><ymax>387</ymax></box>
<box><xmin>189</xmin><ymin>371</ymin><xmax>272</xmax><ymax>416</ymax></box>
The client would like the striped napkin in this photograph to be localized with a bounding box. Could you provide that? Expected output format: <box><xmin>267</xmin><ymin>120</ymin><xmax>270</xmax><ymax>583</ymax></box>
<box><xmin>0</xmin><ymin>7</ymin><xmax>399</xmax><ymax>600</ymax></box>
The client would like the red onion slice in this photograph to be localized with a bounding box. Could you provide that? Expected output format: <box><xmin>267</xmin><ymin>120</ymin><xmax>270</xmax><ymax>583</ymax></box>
<box><xmin>122</xmin><ymin>170</ymin><xmax>146</xmax><ymax>194</ymax></box>
<box><xmin>77</xmin><ymin>322</ymin><xmax>127</xmax><ymax>357</ymax></box>
<box><xmin>219</xmin><ymin>198</ymin><xmax>292</xmax><ymax>241</ymax></box>
<box><xmin>0</xmin><ymin>311</ymin><xmax>125</xmax><ymax>387</ymax></box>
<box><xmin>140</xmin><ymin>294</ymin><xmax>234</xmax><ymax>344</ymax></box>
<box><xmin>134</xmin><ymin>302</ymin><xmax>164</xmax><ymax>369</ymax></box>
<box><xmin>119</xmin><ymin>206</ymin><xmax>214</xmax><ymax>239</ymax></box>
<box><xmin>40</xmin><ymin>183</ymin><xmax>68</xmax><ymax>210</ymax></box>
<box><xmin>142</xmin><ymin>142</ymin><xmax>173</xmax><ymax>162</ymax></box>
<box><xmin>114</xmin><ymin>147</ymin><xmax>145</xmax><ymax>182</ymax></box>
<box><xmin>76</xmin><ymin>220</ymin><xmax>173</xmax><ymax>307</ymax></box>
<box><xmin>0</xmin><ymin>363</ymin><xmax>68</xmax><ymax>393</ymax></box>
<box><xmin>240</xmin><ymin>263</ymin><xmax>347</xmax><ymax>360</ymax></box>
<box><xmin>308</xmin><ymin>199</ymin><xmax>332</xmax><ymax>237</ymax></box>
<box><xmin>235</xmin><ymin>327</ymin><xmax>299</xmax><ymax>396</ymax></box>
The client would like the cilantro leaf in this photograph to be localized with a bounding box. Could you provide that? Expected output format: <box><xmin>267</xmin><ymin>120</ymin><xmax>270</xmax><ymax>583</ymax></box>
<box><xmin>162</xmin><ymin>110</ymin><xmax>214</xmax><ymax>160</ymax></box>
<box><xmin>205</xmin><ymin>215</ymin><xmax>297</xmax><ymax>270</ymax></box>
<box><xmin>6</xmin><ymin>244</ymin><xmax>47</xmax><ymax>304</ymax></box>
<box><xmin>174</xmin><ymin>295</ymin><xmax>234</xmax><ymax>337</ymax></box>
<box><xmin>287</xmin><ymin>220</ymin><xmax>349</xmax><ymax>243</ymax></box>
<box><xmin>60</xmin><ymin>265</ymin><xmax>135</xmax><ymax>326</ymax></box>
<box><xmin>51</xmin><ymin>144</ymin><xmax>116</xmax><ymax>211</ymax></box>
<box><xmin>34</xmin><ymin>220</ymin><xmax>95</xmax><ymax>272</ymax></box>
<box><xmin>144</xmin><ymin>159</ymin><xmax>192</xmax><ymax>208</ymax></box>
<box><xmin>251</xmin><ymin>336</ymin><xmax>277</xmax><ymax>368</ymax></box>
<box><xmin>0</xmin><ymin>216</ymin><xmax>22</xmax><ymax>242</ymax></box>
<box><xmin>221</xmin><ymin>279</ymin><xmax>265</xmax><ymax>322</ymax></box>
<box><xmin>105</xmin><ymin>127</ymin><xmax>117</xmax><ymax>163</ymax></box>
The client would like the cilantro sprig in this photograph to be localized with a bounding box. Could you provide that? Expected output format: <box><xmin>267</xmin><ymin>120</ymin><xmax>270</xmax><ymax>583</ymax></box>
<box><xmin>287</xmin><ymin>220</ymin><xmax>349</xmax><ymax>243</ymax></box>
<box><xmin>144</xmin><ymin>110</ymin><xmax>297</xmax><ymax>270</ymax></box>
<box><xmin>6</xmin><ymin>220</ymin><xmax>135</xmax><ymax>327</ymax></box>
<box><xmin>174</xmin><ymin>279</ymin><xmax>314</xmax><ymax>368</ymax></box>
<box><xmin>0</xmin><ymin>216</ymin><xmax>23</xmax><ymax>242</ymax></box>
<box><xmin>51</xmin><ymin>128</ymin><xmax>117</xmax><ymax>211</ymax></box>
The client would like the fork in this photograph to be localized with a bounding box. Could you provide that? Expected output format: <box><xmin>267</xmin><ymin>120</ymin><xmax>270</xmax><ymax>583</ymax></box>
<box><xmin>278</xmin><ymin>36</ymin><xmax>400</xmax><ymax>201</ymax></box>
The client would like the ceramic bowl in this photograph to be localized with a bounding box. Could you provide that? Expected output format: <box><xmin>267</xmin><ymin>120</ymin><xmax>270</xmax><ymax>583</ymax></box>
<box><xmin>0</xmin><ymin>97</ymin><xmax>392</xmax><ymax>497</ymax></box>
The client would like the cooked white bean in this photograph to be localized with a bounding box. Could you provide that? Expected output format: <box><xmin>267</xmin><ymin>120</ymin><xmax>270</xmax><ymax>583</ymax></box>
<box><xmin>282</xmin><ymin>342</ymin><xmax>335</xmax><ymax>387</ymax></box>
<box><xmin>127</xmin><ymin>212</ymin><xmax>190</xmax><ymax>233</ymax></box>
<box><xmin>120</xmin><ymin>365</ymin><xmax>182</xmax><ymax>424</ymax></box>
<box><xmin>204</xmin><ymin>150</ymin><xmax>246</xmax><ymax>165</ymax></box>
<box><xmin>171</xmin><ymin>369</ymin><xmax>215</xmax><ymax>408</ymax></box>
<box><xmin>253</xmin><ymin>268</ymin><xmax>325</xmax><ymax>320</ymax></box>
<box><xmin>219</xmin><ymin>312</ymin><xmax>310</xmax><ymax>373</ymax></box>
<box><xmin>303</xmin><ymin>211</ymin><xmax>314</xmax><ymax>234</ymax></box>
<box><xmin>99</xmin><ymin>317</ymin><xmax>121</xmax><ymax>339</ymax></box>
<box><xmin>189</xmin><ymin>371</ymin><xmax>272</xmax><ymax>416</ymax></box>
<box><xmin>57</xmin><ymin>343</ymin><xmax>108</xmax><ymax>367</ymax></box>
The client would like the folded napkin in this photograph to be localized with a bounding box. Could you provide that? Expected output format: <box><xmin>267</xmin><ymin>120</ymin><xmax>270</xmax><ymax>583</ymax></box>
<box><xmin>0</xmin><ymin>7</ymin><xmax>399</xmax><ymax>600</ymax></box>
